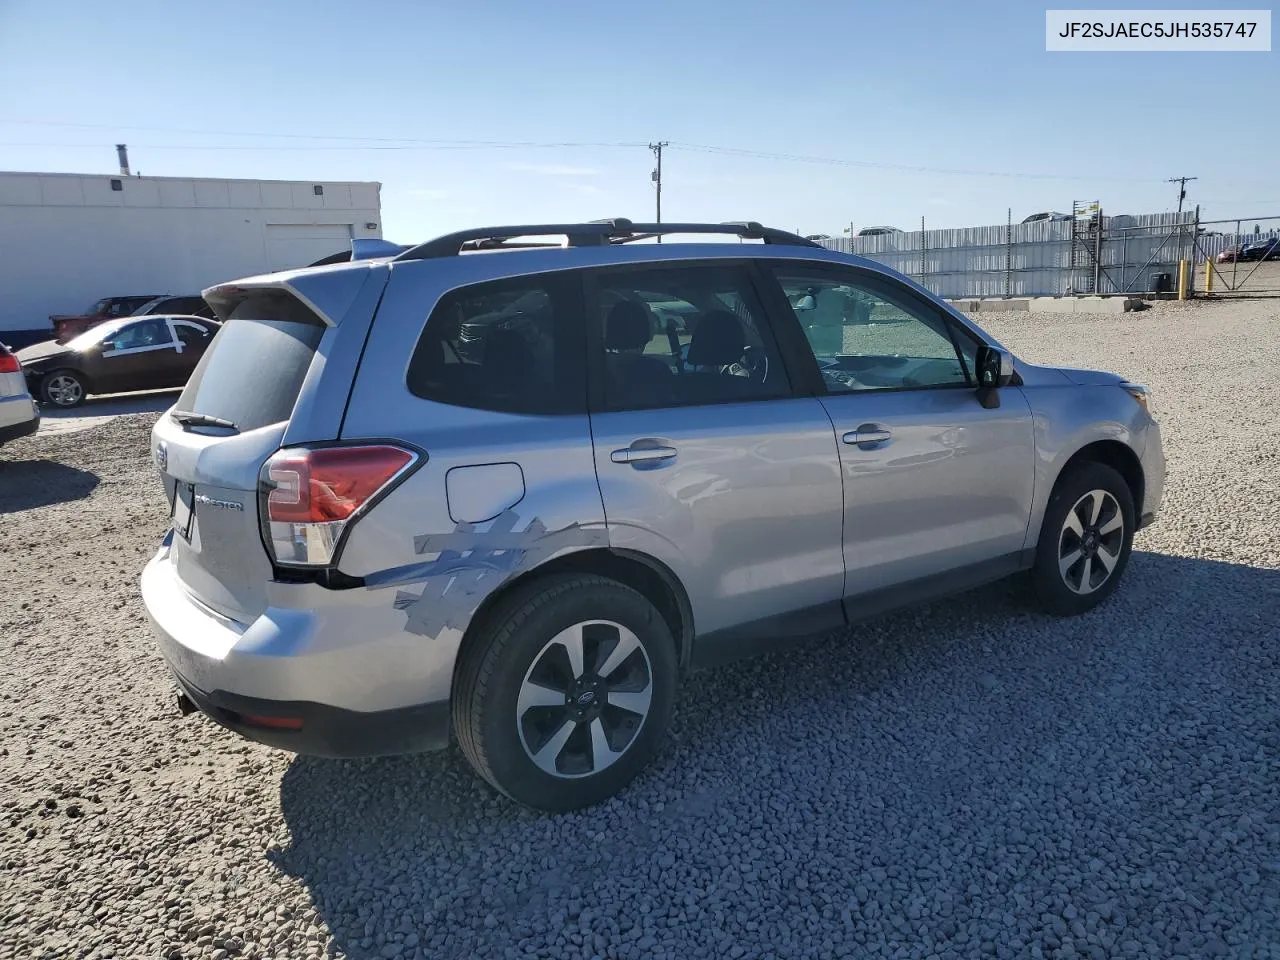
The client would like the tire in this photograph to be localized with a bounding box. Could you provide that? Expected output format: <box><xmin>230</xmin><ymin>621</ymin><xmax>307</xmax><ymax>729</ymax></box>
<box><xmin>39</xmin><ymin>369</ymin><xmax>87</xmax><ymax>408</ymax></box>
<box><xmin>453</xmin><ymin>573</ymin><xmax>678</xmax><ymax>812</ymax></box>
<box><xmin>1030</xmin><ymin>462</ymin><xmax>1136</xmax><ymax>616</ymax></box>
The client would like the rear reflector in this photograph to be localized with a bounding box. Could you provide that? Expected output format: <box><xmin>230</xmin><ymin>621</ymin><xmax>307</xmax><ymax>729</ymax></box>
<box><xmin>0</xmin><ymin>349</ymin><xmax>19</xmax><ymax>374</ymax></box>
<box><xmin>261</xmin><ymin>444</ymin><xmax>418</xmax><ymax>566</ymax></box>
<box><xmin>238</xmin><ymin>714</ymin><xmax>304</xmax><ymax>731</ymax></box>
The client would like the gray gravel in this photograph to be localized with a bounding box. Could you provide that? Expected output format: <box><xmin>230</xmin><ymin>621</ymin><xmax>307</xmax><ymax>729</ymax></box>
<box><xmin>2</xmin><ymin>298</ymin><xmax>1280</xmax><ymax>960</ymax></box>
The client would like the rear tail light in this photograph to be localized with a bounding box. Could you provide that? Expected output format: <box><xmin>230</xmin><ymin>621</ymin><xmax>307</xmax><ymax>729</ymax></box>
<box><xmin>0</xmin><ymin>348</ymin><xmax>19</xmax><ymax>374</ymax></box>
<box><xmin>259</xmin><ymin>444</ymin><xmax>419</xmax><ymax>566</ymax></box>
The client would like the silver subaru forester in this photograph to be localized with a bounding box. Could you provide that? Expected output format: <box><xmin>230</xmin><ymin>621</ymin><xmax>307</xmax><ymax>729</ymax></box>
<box><xmin>141</xmin><ymin>220</ymin><xmax>1164</xmax><ymax>811</ymax></box>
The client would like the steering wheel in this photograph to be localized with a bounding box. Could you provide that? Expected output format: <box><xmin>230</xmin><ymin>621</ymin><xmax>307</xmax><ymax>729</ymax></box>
<box><xmin>737</xmin><ymin>344</ymin><xmax>769</xmax><ymax>383</ymax></box>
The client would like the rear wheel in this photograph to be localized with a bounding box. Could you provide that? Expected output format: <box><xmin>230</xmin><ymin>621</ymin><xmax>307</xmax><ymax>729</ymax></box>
<box><xmin>453</xmin><ymin>574</ymin><xmax>678</xmax><ymax>811</ymax></box>
<box><xmin>39</xmin><ymin>369</ymin><xmax>87</xmax><ymax>408</ymax></box>
<box><xmin>1030</xmin><ymin>462</ymin><xmax>1135</xmax><ymax>616</ymax></box>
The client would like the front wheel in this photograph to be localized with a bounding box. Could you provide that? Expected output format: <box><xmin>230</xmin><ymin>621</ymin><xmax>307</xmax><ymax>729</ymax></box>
<box><xmin>453</xmin><ymin>574</ymin><xmax>678</xmax><ymax>811</ymax></box>
<box><xmin>1030</xmin><ymin>462</ymin><xmax>1136</xmax><ymax>616</ymax></box>
<box><xmin>39</xmin><ymin>369</ymin><xmax>87</xmax><ymax>408</ymax></box>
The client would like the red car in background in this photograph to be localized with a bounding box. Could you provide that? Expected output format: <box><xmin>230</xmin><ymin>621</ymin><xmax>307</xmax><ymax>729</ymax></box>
<box><xmin>50</xmin><ymin>296</ymin><xmax>165</xmax><ymax>342</ymax></box>
<box><xmin>49</xmin><ymin>294</ymin><xmax>215</xmax><ymax>342</ymax></box>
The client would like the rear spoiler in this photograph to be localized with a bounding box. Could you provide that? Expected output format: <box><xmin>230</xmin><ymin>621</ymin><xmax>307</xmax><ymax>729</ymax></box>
<box><xmin>203</xmin><ymin>239</ymin><xmax>403</xmax><ymax>323</ymax></box>
<box><xmin>307</xmin><ymin>238</ymin><xmax>408</xmax><ymax>267</ymax></box>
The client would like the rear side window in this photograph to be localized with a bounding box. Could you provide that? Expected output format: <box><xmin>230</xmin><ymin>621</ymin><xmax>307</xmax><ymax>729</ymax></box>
<box><xmin>406</xmin><ymin>272</ymin><xmax>583</xmax><ymax>414</ymax></box>
<box><xmin>176</xmin><ymin>292</ymin><xmax>323</xmax><ymax>432</ymax></box>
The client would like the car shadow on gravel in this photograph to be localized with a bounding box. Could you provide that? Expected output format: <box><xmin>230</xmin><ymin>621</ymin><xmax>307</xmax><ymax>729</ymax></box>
<box><xmin>0</xmin><ymin>458</ymin><xmax>99</xmax><ymax>512</ymax></box>
<box><xmin>273</xmin><ymin>550</ymin><xmax>1280</xmax><ymax>960</ymax></box>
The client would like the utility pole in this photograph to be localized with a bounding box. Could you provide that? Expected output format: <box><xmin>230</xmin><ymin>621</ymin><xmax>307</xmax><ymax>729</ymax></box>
<box><xmin>1168</xmin><ymin>176</ymin><xmax>1197</xmax><ymax>219</ymax></box>
<box><xmin>649</xmin><ymin>141</ymin><xmax>668</xmax><ymax>241</ymax></box>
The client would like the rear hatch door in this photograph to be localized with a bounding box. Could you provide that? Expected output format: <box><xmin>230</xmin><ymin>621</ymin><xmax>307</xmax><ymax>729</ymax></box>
<box><xmin>153</xmin><ymin>265</ymin><xmax>387</xmax><ymax>624</ymax></box>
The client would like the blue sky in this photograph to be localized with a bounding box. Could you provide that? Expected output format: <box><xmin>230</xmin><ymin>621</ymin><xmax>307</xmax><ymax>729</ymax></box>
<box><xmin>1</xmin><ymin>0</ymin><xmax>1276</xmax><ymax>241</ymax></box>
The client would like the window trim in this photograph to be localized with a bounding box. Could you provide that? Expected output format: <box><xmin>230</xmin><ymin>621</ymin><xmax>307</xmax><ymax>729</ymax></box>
<box><xmin>755</xmin><ymin>260</ymin><xmax>986</xmax><ymax>397</ymax></box>
<box><xmin>581</xmin><ymin>258</ymin><xmax>801</xmax><ymax>414</ymax></box>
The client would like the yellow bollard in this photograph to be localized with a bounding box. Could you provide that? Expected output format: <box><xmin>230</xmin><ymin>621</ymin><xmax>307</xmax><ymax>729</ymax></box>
<box><xmin>1177</xmin><ymin>260</ymin><xmax>1188</xmax><ymax>300</ymax></box>
<box><xmin>1205</xmin><ymin>260</ymin><xmax>1214</xmax><ymax>294</ymax></box>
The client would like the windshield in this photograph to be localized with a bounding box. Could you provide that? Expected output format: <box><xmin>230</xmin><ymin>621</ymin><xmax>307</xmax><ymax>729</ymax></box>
<box><xmin>64</xmin><ymin>318</ymin><xmax>133</xmax><ymax>352</ymax></box>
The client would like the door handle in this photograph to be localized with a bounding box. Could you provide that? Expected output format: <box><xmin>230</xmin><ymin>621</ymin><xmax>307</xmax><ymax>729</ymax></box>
<box><xmin>842</xmin><ymin>424</ymin><xmax>893</xmax><ymax>446</ymax></box>
<box><xmin>611</xmin><ymin>445</ymin><xmax>678</xmax><ymax>464</ymax></box>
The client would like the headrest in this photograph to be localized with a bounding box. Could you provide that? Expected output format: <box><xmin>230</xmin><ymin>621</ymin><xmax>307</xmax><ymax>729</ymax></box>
<box><xmin>605</xmin><ymin>300</ymin><xmax>652</xmax><ymax>351</ymax></box>
<box><xmin>687</xmin><ymin>310</ymin><xmax>745</xmax><ymax>367</ymax></box>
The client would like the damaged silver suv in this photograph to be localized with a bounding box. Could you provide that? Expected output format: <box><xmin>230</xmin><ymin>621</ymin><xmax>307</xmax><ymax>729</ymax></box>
<box><xmin>141</xmin><ymin>220</ymin><xmax>1164</xmax><ymax>811</ymax></box>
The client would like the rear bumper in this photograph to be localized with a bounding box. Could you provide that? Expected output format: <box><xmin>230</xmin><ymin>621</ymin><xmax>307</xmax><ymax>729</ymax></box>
<box><xmin>170</xmin><ymin>669</ymin><xmax>450</xmax><ymax>758</ymax></box>
<box><xmin>141</xmin><ymin>538</ymin><xmax>455</xmax><ymax>757</ymax></box>
<box><xmin>0</xmin><ymin>395</ymin><xmax>39</xmax><ymax>443</ymax></box>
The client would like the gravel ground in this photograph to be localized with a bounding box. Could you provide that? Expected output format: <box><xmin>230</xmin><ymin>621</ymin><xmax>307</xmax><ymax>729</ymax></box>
<box><xmin>2</xmin><ymin>298</ymin><xmax>1279</xmax><ymax>960</ymax></box>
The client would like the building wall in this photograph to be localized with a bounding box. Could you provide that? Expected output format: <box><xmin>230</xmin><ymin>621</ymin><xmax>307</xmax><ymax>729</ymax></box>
<box><xmin>0</xmin><ymin>172</ymin><xmax>382</xmax><ymax>335</ymax></box>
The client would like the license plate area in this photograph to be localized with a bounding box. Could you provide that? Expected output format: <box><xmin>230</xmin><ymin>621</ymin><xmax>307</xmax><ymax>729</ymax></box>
<box><xmin>172</xmin><ymin>481</ymin><xmax>195</xmax><ymax>542</ymax></box>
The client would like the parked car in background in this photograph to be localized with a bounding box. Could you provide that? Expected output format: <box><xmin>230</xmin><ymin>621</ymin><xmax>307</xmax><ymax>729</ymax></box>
<box><xmin>50</xmin><ymin>295</ymin><xmax>165</xmax><ymax>342</ymax></box>
<box><xmin>1217</xmin><ymin>245</ymin><xmax>1246</xmax><ymax>263</ymax></box>
<box><xmin>1022</xmin><ymin>212</ymin><xmax>1071</xmax><ymax>224</ymax></box>
<box><xmin>19</xmin><ymin>315</ymin><xmax>220</xmax><ymax>408</ymax></box>
<box><xmin>136</xmin><ymin>295</ymin><xmax>217</xmax><ymax>319</ymax></box>
<box><xmin>0</xmin><ymin>341</ymin><xmax>40</xmax><ymax>445</ymax></box>
<box><xmin>1240</xmin><ymin>237</ymin><xmax>1280</xmax><ymax>262</ymax></box>
<box><xmin>139</xmin><ymin>218</ymin><xmax>1164</xmax><ymax>812</ymax></box>
<box><xmin>49</xmin><ymin>294</ymin><xmax>214</xmax><ymax>342</ymax></box>
<box><xmin>856</xmin><ymin>226</ymin><xmax>903</xmax><ymax>237</ymax></box>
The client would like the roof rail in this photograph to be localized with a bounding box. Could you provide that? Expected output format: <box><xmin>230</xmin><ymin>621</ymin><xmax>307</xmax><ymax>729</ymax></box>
<box><xmin>393</xmin><ymin>219</ymin><xmax>820</xmax><ymax>261</ymax></box>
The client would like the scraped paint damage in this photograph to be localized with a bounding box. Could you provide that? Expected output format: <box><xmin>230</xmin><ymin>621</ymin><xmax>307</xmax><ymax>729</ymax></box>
<box><xmin>364</xmin><ymin>509</ymin><xmax>608</xmax><ymax>638</ymax></box>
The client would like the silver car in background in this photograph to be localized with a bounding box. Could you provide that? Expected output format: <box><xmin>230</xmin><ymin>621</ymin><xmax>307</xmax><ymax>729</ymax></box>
<box><xmin>0</xmin><ymin>341</ymin><xmax>40</xmax><ymax>447</ymax></box>
<box><xmin>140</xmin><ymin>219</ymin><xmax>1164</xmax><ymax>811</ymax></box>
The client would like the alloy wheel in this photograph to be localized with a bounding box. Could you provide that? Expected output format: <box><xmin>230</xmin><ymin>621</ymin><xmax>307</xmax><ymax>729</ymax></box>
<box><xmin>1058</xmin><ymin>489</ymin><xmax>1125</xmax><ymax>595</ymax></box>
<box><xmin>516</xmin><ymin>620</ymin><xmax>653</xmax><ymax>779</ymax></box>
<box><xmin>46</xmin><ymin>375</ymin><xmax>83</xmax><ymax>407</ymax></box>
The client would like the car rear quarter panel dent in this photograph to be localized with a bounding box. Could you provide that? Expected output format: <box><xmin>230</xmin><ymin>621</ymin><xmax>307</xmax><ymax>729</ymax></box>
<box><xmin>1021</xmin><ymin>383</ymin><xmax>1148</xmax><ymax>549</ymax></box>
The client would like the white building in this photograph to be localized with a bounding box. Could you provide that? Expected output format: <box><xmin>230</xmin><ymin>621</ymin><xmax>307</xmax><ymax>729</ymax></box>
<box><xmin>0</xmin><ymin>171</ymin><xmax>382</xmax><ymax>338</ymax></box>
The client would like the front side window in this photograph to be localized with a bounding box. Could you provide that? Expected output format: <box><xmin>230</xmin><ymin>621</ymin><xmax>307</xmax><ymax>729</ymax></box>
<box><xmin>589</xmin><ymin>264</ymin><xmax>790</xmax><ymax>411</ymax></box>
<box><xmin>109</xmin><ymin>319</ymin><xmax>172</xmax><ymax>351</ymax></box>
<box><xmin>406</xmin><ymin>273</ymin><xmax>581</xmax><ymax>415</ymax></box>
<box><xmin>770</xmin><ymin>266</ymin><xmax>976</xmax><ymax>393</ymax></box>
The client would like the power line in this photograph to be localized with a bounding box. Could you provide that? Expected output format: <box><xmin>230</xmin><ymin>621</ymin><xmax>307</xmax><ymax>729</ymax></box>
<box><xmin>0</xmin><ymin>118</ymin><xmax>647</xmax><ymax>148</ymax></box>
<box><xmin>668</xmin><ymin>142</ymin><xmax>1162</xmax><ymax>184</ymax></box>
<box><xmin>0</xmin><ymin>120</ymin><xmax>1232</xmax><ymax>186</ymax></box>
<box><xmin>0</xmin><ymin>141</ymin><xmax>641</xmax><ymax>152</ymax></box>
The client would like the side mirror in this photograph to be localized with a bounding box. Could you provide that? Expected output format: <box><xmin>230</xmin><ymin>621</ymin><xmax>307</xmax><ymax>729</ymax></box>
<box><xmin>792</xmin><ymin>294</ymin><xmax>817</xmax><ymax>313</ymax></box>
<box><xmin>974</xmin><ymin>345</ymin><xmax>1015</xmax><ymax>408</ymax></box>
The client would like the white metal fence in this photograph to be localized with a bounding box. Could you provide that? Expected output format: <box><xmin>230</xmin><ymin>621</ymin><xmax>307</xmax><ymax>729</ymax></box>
<box><xmin>818</xmin><ymin>212</ymin><xmax>1195</xmax><ymax>298</ymax></box>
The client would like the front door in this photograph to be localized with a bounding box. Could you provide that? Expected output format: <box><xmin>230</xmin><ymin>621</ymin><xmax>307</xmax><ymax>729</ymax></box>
<box><xmin>762</xmin><ymin>263</ymin><xmax>1035</xmax><ymax>606</ymax></box>
<box><xmin>85</xmin><ymin>317</ymin><xmax>178</xmax><ymax>393</ymax></box>
<box><xmin>584</xmin><ymin>261</ymin><xmax>846</xmax><ymax>650</ymax></box>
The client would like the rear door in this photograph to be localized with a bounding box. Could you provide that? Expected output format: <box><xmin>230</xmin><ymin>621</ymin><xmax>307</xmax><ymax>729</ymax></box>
<box><xmin>584</xmin><ymin>260</ymin><xmax>846</xmax><ymax>649</ymax></box>
<box><xmin>760</xmin><ymin>262</ymin><xmax>1035</xmax><ymax>603</ymax></box>
<box><xmin>152</xmin><ymin>267</ymin><xmax>387</xmax><ymax>624</ymax></box>
<box><xmin>166</xmin><ymin>319</ymin><xmax>215</xmax><ymax>386</ymax></box>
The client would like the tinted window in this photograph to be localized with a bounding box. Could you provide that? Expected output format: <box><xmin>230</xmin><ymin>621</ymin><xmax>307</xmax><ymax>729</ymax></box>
<box><xmin>109</xmin><ymin>319</ymin><xmax>172</xmax><ymax>350</ymax></box>
<box><xmin>176</xmin><ymin>292</ymin><xmax>323</xmax><ymax>432</ymax></box>
<box><xmin>407</xmin><ymin>273</ymin><xmax>582</xmax><ymax>414</ymax></box>
<box><xmin>590</xmin><ymin>264</ymin><xmax>790</xmax><ymax>411</ymax></box>
<box><xmin>770</xmin><ymin>266</ymin><xmax>975</xmax><ymax>392</ymax></box>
